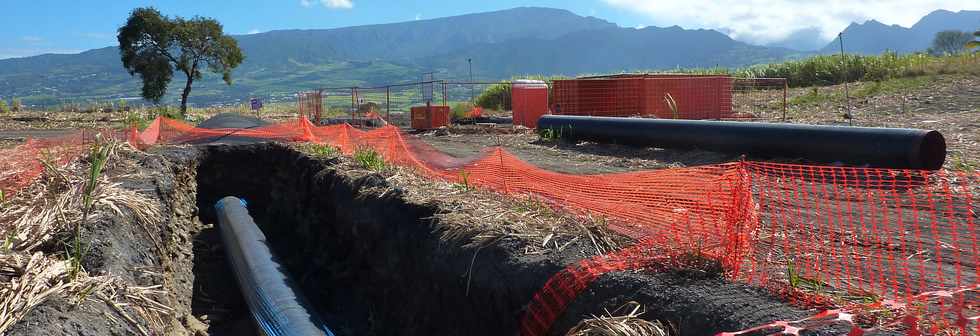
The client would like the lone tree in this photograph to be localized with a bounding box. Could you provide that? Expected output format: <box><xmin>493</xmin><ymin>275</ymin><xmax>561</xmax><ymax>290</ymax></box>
<box><xmin>118</xmin><ymin>7</ymin><xmax>243</xmax><ymax>115</ymax></box>
<box><xmin>929</xmin><ymin>30</ymin><xmax>973</xmax><ymax>55</ymax></box>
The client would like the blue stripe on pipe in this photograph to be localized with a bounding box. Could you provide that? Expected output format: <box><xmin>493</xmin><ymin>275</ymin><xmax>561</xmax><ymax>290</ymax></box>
<box><xmin>215</xmin><ymin>196</ymin><xmax>335</xmax><ymax>336</ymax></box>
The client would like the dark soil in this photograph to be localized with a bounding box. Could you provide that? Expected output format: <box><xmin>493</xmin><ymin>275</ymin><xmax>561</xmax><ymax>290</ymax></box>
<box><xmin>8</xmin><ymin>146</ymin><xmax>204</xmax><ymax>336</ymax></box>
<box><xmin>8</xmin><ymin>141</ymin><xmax>838</xmax><ymax>335</ymax></box>
<box><xmin>189</xmin><ymin>143</ymin><xmax>827</xmax><ymax>335</ymax></box>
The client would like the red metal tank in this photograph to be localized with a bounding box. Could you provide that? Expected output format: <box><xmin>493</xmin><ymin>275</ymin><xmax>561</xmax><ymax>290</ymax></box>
<box><xmin>511</xmin><ymin>80</ymin><xmax>550</xmax><ymax>128</ymax></box>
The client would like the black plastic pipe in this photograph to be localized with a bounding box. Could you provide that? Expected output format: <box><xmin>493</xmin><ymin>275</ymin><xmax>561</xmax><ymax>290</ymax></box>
<box><xmin>214</xmin><ymin>196</ymin><xmax>335</xmax><ymax>336</ymax></box>
<box><xmin>537</xmin><ymin>115</ymin><xmax>946</xmax><ymax>170</ymax></box>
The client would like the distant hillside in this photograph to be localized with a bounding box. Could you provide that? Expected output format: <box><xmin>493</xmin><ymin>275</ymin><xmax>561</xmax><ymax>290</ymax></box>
<box><xmin>1</xmin><ymin>6</ymin><xmax>794</xmax><ymax>106</ymax></box>
<box><xmin>820</xmin><ymin>9</ymin><xmax>980</xmax><ymax>54</ymax></box>
<box><xmin>426</xmin><ymin>26</ymin><xmax>794</xmax><ymax>75</ymax></box>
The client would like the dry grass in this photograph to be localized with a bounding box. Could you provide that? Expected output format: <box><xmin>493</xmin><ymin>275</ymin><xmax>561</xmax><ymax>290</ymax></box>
<box><xmin>1</xmin><ymin>143</ymin><xmax>162</xmax><ymax>252</ymax></box>
<box><xmin>0</xmin><ymin>140</ymin><xmax>168</xmax><ymax>334</ymax></box>
<box><xmin>297</xmin><ymin>144</ymin><xmax>629</xmax><ymax>256</ymax></box>
<box><xmin>566</xmin><ymin>302</ymin><xmax>672</xmax><ymax>336</ymax></box>
<box><xmin>0</xmin><ymin>251</ymin><xmax>173</xmax><ymax>335</ymax></box>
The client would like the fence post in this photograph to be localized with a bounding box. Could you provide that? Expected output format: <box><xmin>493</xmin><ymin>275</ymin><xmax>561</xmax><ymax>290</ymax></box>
<box><xmin>782</xmin><ymin>79</ymin><xmax>788</xmax><ymax>122</ymax></box>
<box><xmin>442</xmin><ymin>81</ymin><xmax>448</xmax><ymax>106</ymax></box>
<box><xmin>316</xmin><ymin>90</ymin><xmax>323</xmax><ymax>124</ymax></box>
<box><xmin>386</xmin><ymin>86</ymin><xmax>390</xmax><ymax>122</ymax></box>
<box><xmin>351</xmin><ymin>87</ymin><xmax>357</xmax><ymax>123</ymax></box>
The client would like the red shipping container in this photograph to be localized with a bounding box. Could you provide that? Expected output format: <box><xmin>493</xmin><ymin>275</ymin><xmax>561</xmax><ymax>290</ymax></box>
<box><xmin>410</xmin><ymin>105</ymin><xmax>450</xmax><ymax>130</ymax></box>
<box><xmin>511</xmin><ymin>80</ymin><xmax>550</xmax><ymax>128</ymax></box>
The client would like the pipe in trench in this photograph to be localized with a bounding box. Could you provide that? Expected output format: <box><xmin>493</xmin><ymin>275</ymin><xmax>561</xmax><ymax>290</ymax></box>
<box><xmin>214</xmin><ymin>196</ymin><xmax>335</xmax><ymax>336</ymax></box>
<box><xmin>537</xmin><ymin>115</ymin><xmax>946</xmax><ymax>170</ymax></box>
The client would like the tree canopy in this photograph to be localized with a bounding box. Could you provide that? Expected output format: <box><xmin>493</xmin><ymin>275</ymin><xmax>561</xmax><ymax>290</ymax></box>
<box><xmin>117</xmin><ymin>7</ymin><xmax>244</xmax><ymax>114</ymax></box>
<box><xmin>929</xmin><ymin>30</ymin><xmax>973</xmax><ymax>55</ymax></box>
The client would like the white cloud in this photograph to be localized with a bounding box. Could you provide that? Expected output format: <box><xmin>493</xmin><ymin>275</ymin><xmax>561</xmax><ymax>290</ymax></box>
<box><xmin>415</xmin><ymin>13</ymin><xmax>422</xmax><ymax>20</ymax></box>
<box><xmin>322</xmin><ymin>0</ymin><xmax>353</xmax><ymax>9</ymax></box>
<box><xmin>247</xmin><ymin>29</ymin><xmax>262</xmax><ymax>35</ymax></box>
<box><xmin>21</xmin><ymin>36</ymin><xmax>43</xmax><ymax>43</ymax></box>
<box><xmin>301</xmin><ymin>0</ymin><xmax>353</xmax><ymax>9</ymax></box>
<box><xmin>603</xmin><ymin>0</ymin><xmax>978</xmax><ymax>45</ymax></box>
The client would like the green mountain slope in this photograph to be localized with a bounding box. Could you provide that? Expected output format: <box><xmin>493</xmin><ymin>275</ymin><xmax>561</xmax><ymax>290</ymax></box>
<box><xmin>0</xmin><ymin>6</ymin><xmax>797</xmax><ymax>107</ymax></box>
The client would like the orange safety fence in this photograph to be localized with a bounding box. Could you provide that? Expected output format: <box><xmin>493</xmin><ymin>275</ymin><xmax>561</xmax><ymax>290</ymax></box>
<box><xmin>2</xmin><ymin>117</ymin><xmax>978</xmax><ymax>335</ymax></box>
<box><xmin>1</xmin><ymin>129</ymin><xmax>130</xmax><ymax>199</ymax></box>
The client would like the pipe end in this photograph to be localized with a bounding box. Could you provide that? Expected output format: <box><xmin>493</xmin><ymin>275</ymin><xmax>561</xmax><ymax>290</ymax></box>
<box><xmin>918</xmin><ymin>130</ymin><xmax>946</xmax><ymax>170</ymax></box>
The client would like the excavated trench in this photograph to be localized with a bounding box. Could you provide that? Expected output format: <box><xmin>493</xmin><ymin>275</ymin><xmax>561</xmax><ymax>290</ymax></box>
<box><xmin>183</xmin><ymin>143</ymin><xmax>838</xmax><ymax>336</ymax></box>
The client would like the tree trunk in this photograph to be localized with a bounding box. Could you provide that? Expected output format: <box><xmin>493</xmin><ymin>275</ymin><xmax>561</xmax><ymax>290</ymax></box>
<box><xmin>180</xmin><ymin>62</ymin><xmax>198</xmax><ymax>116</ymax></box>
<box><xmin>180</xmin><ymin>75</ymin><xmax>194</xmax><ymax>116</ymax></box>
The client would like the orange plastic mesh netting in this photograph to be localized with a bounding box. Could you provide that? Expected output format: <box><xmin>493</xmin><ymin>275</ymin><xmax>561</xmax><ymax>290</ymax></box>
<box><xmin>2</xmin><ymin>117</ymin><xmax>977</xmax><ymax>335</ymax></box>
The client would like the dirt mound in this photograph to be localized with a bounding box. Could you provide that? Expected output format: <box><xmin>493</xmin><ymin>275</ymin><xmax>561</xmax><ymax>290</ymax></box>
<box><xmin>196</xmin><ymin>113</ymin><xmax>269</xmax><ymax>130</ymax></box>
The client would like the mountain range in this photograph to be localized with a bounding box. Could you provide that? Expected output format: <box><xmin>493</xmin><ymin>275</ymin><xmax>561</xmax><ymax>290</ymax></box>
<box><xmin>0</xmin><ymin>7</ymin><xmax>976</xmax><ymax>107</ymax></box>
<box><xmin>819</xmin><ymin>9</ymin><xmax>980</xmax><ymax>54</ymax></box>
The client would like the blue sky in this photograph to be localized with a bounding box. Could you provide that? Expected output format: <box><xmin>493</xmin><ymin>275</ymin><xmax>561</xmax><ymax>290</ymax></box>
<box><xmin>0</xmin><ymin>0</ymin><xmax>648</xmax><ymax>59</ymax></box>
<box><xmin>2</xmin><ymin>0</ymin><xmax>975</xmax><ymax>59</ymax></box>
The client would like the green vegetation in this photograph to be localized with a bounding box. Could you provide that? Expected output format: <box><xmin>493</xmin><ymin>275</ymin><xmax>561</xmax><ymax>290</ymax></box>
<box><xmin>69</xmin><ymin>136</ymin><xmax>113</xmax><ymax>280</ymax></box>
<box><xmin>118</xmin><ymin>7</ymin><xmax>244</xmax><ymax>115</ymax></box>
<box><xmin>948</xmin><ymin>154</ymin><xmax>978</xmax><ymax>173</ymax></box>
<box><xmin>0</xmin><ymin>100</ymin><xmax>8</xmax><ymax>115</ymax></box>
<box><xmin>299</xmin><ymin>143</ymin><xmax>338</xmax><ymax>158</ymax></box>
<box><xmin>10</xmin><ymin>98</ymin><xmax>22</xmax><ymax>112</ymax></box>
<box><xmin>474</xmin><ymin>75</ymin><xmax>565</xmax><ymax>111</ymax></box>
<box><xmin>353</xmin><ymin>147</ymin><xmax>386</xmax><ymax>171</ymax></box>
<box><xmin>475</xmin><ymin>83</ymin><xmax>512</xmax><ymax>111</ymax></box>
<box><xmin>788</xmin><ymin>87</ymin><xmax>838</xmax><ymax>106</ymax></box>
<box><xmin>124</xmin><ymin>110</ymin><xmax>153</xmax><ymax>130</ymax></box>
<box><xmin>538</xmin><ymin>126</ymin><xmax>565</xmax><ymax>141</ymax></box>
<box><xmin>786</xmin><ymin>261</ymin><xmax>823</xmax><ymax>292</ymax></box>
<box><xmin>454</xmin><ymin>170</ymin><xmax>473</xmax><ymax>192</ymax></box>
<box><xmin>968</xmin><ymin>30</ymin><xmax>980</xmax><ymax>50</ymax></box>
<box><xmin>150</xmin><ymin>105</ymin><xmax>184</xmax><ymax>120</ymax></box>
<box><xmin>450</xmin><ymin>101</ymin><xmax>475</xmax><ymax>120</ymax></box>
<box><xmin>741</xmin><ymin>52</ymin><xmax>978</xmax><ymax>87</ymax></box>
<box><xmin>787</xmin><ymin>74</ymin><xmax>937</xmax><ymax>108</ymax></box>
<box><xmin>647</xmin><ymin>52</ymin><xmax>977</xmax><ymax>88</ymax></box>
<box><xmin>929</xmin><ymin>30</ymin><xmax>975</xmax><ymax>55</ymax></box>
<box><xmin>852</xmin><ymin>76</ymin><xmax>932</xmax><ymax>98</ymax></box>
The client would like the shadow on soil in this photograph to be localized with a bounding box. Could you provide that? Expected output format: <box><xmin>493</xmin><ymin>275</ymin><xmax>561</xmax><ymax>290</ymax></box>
<box><xmin>185</xmin><ymin>142</ymin><xmax>842</xmax><ymax>336</ymax></box>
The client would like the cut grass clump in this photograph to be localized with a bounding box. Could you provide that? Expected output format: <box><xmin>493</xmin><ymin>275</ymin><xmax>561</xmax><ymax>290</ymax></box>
<box><xmin>69</xmin><ymin>135</ymin><xmax>114</xmax><ymax>280</ymax></box>
<box><xmin>296</xmin><ymin>143</ymin><xmax>339</xmax><ymax>158</ymax></box>
<box><xmin>852</xmin><ymin>76</ymin><xmax>934</xmax><ymax>98</ymax></box>
<box><xmin>539</xmin><ymin>127</ymin><xmax>566</xmax><ymax>142</ymax></box>
<box><xmin>788</xmin><ymin>87</ymin><xmax>838</xmax><ymax>106</ymax></box>
<box><xmin>566</xmin><ymin>302</ymin><xmax>673</xmax><ymax>336</ymax></box>
<box><xmin>453</xmin><ymin>170</ymin><xmax>473</xmax><ymax>191</ymax></box>
<box><xmin>353</xmin><ymin>147</ymin><xmax>386</xmax><ymax>171</ymax></box>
